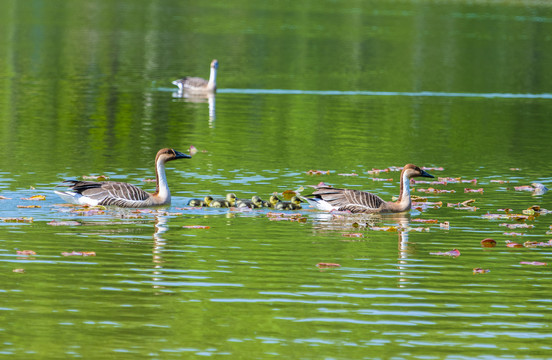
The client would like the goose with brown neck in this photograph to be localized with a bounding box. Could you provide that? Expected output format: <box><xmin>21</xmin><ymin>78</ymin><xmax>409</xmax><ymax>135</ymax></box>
<box><xmin>54</xmin><ymin>148</ymin><xmax>190</xmax><ymax>208</ymax></box>
<box><xmin>303</xmin><ymin>164</ymin><xmax>434</xmax><ymax>213</ymax></box>
<box><xmin>172</xmin><ymin>59</ymin><xmax>218</xmax><ymax>93</ymax></box>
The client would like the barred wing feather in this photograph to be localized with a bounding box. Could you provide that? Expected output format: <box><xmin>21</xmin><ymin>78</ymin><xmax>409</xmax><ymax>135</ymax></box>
<box><xmin>312</xmin><ymin>187</ymin><xmax>385</xmax><ymax>213</ymax></box>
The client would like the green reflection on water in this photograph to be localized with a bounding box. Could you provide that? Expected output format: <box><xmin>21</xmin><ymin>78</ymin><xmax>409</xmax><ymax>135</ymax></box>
<box><xmin>1</xmin><ymin>0</ymin><xmax>552</xmax><ymax>358</ymax></box>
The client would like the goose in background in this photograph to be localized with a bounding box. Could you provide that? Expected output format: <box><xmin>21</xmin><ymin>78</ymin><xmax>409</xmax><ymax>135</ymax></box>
<box><xmin>55</xmin><ymin>148</ymin><xmax>191</xmax><ymax>208</ymax></box>
<box><xmin>172</xmin><ymin>59</ymin><xmax>218</xmax><ymax>94</ymax></box>
<box><xmin>303</xmin><ymin>164</ymin><xmax>434</xmax><ymax>214</ymax></box>
<box><xmin>274</xmin><ymin>196</ymin><xmax>303</xmax><ymax>210</ymax></box>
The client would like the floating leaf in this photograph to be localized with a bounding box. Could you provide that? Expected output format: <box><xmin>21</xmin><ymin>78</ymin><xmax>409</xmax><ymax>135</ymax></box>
<box><xmin>473</xmin><ymin>268</ymin><xmax>490</xmax><ymax>274</ymax></box>
<box><xmin>504</xmin><ymin>232</ymin><xmax>523</xmax><ymax>236</ymax></box>
<box><xmin>464</xmin><ymin>188</ymin><xmax>484</xmax><ymax>193</ymax></box>
<box><xmin>440</xmin><ymin>221</ymin><xmax>450</xmax><ymax>230</ymax></box>
<box><xmin>141</xmin><ymin>178</ymin><xmax>157</xmax><ymax>182</ymax></box>
<box><xmin>13</xmin><ymin>269</ymin><xmax>25</xmax><ymax>273</ymax></box>
<box><xmin>520</xmin><ymin>261</ymin><xmax>547</xmax><ymax>266</ymax></box>
<box><xmin>316</xmin><ymin>263</ymin><xmax>341</xmax><ymax>268</ymax></box>
<box><xmin>499</xmin><ymin>223</ymin><xmax>533</xmax><ymax>229</ymax></box>
<box><xmin>412</xmin><ymin>219</ymin><xmax>439</xmax><ymax>224</ymax></box>
<box><xmin>61</xmin><ymin>251</ymin><xmax>96</xmax><ymax>256</ymax></box>
<box><xmin>189</xmin><ymin>145</ymin><xmax>198</xmax><ymax>156</ymax></box>
<box><xmin>0</xmin><ymin>195</ymin><xmax>11</xmax><ymax>200</ymax></box>
<box><xmin>367</xmin><ymin>168</ymin><xmax>389</xmax><ymax>174</ymax></box>
<box><xmin>17</xmin><ymin>205</ymin><xmax>41</xmax><ymax>208</ymax></box>
<box><xmin>182</xmin><ymin>225</ymin><xmax>211</xmax><ymax>229</ymax></box>
<box><xmin>369</xmin><ymin>226</ymin><xmax>399</xmax><ymax>232</ymax></box>
<box><xmin>21</xmin><ymin>195</ymin><xmax>46</xmax><ymax>201</ymax></box>
<box><xmin>342</xmin><ymin>233</ymin><xmax>363</xmax><ymax>238</ymax></box>
<box><xmin>338</xmin><ymin>173</ymin><xmax>358</xmax><ymax>177</ymax></box>
<box><xmin>490</xmin><ymin>179</ymin><xmax>509</xmax><ymax>184</ymax></box>
<box><xmin>509</xmin><ymin>168</ymin><xmax>522</xmax><ymax>171</ymax></box>
<box><xmin>523</xmin><ymin>240</ymin><xmax>552</xmax><ymax>248</ymax></box>
<box><xmin>306</xmin><ymin>169</ymin><xmax>329</xmax><ymax>175</ymax></box>
<box><xmin>417</xmin><ymin>188</ymin><xmax>456</xmax><ymax>194</ymax></box>
<box><xmin>506</xmin><ymin>241</ymin><xmax>523</xmax><ymax>248</ymax></box>
<box><xmin>515</xmin><ymin>185</ymin><xmax>534</xmax><ymax>191</ymax></box>
<box><xmin>481</xmin><ymin>238</ymin><xmax>497</xmax><ymax>247</ymax></box>
<box><xmin>282</xmin><ymin>189</ymin><xmax>297</xmax><ymax>200</ymax></box>
<box><xmin>47</xmin><ymin>220</ymin><xmax>81</xmax><ymax>226</ymax></box>
<box><xmin>430</xmin><ymin>249</ymin><xmax>460</xmax><ymax>257</ymax></box>
<box><xmin>2</xmin><ymin>217</ymin><xmax>33</xmax><ymax>223</ymax></box>
<box><xmin>17</xmin><ymin>250</ymin><xmax>36</xmax><ymax>256</ymax></box>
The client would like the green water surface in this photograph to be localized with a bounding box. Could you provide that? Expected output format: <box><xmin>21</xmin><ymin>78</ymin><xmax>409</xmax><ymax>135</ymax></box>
<box><xmin>1</xmin><ymin>0</ymin><xmax>552</xmax><ymax>359</ymax></box>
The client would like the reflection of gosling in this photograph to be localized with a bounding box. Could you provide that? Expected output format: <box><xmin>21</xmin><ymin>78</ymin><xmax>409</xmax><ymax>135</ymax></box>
<box><xmin>274</xmin><ymin>196</ymin><xmax>303</xmax><ymax>210</ymax></box>
<box><xmin>188</xmin><ymin>198</ymin><xmax>206</xmax><ymax>207</ymax></box>
<box><xmin>207</xmin><ymin>193</ymin><xmax>237</xmax><ymax>208</ymax></box>
<box><xmin>237</xmin><ymin>195</ymin><xmax>264</xmax><ymax>209</ymax></box>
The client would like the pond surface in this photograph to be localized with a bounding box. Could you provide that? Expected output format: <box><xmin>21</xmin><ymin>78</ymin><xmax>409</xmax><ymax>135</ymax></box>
<box><xmin>1</xmin><ymin>0</ymin><xmax>552</xmax><ymax>359</ymax></box>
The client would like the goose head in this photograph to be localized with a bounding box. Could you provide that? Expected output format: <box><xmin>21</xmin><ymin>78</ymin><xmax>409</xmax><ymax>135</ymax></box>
<box><xmin>403</xmin><ymin>164</ymin><xmax>434</xmax><ymax>179</ymax></box>
<box><xmin>226</xmin><ymin>193</ymin><xmax>237</xmax><ymax>206</ymax></box>
<box><xmin>156</xmin><ymin>148</ymin><xmax>191</xmax><ymax>163</ymax></box>
<box><xmin>211</xmin><ymin>59</ymin><xmax>219</xmax><ymax>70</ymax></box>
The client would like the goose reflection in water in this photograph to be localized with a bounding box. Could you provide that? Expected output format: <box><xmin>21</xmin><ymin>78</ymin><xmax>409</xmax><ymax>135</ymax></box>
<box><xmin>172</xmin><ymin>91</ymin><xmax>216</xmax><ymax>126</ymax></box>
<box><xmin>309</xmin><ymin>212</ymin><xmax>415</xmax><ymax>288</ymax></box>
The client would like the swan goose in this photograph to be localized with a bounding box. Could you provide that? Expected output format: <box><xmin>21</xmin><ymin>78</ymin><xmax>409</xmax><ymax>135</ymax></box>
<box><xmin>303</xmin><ymin>164</ymin><xmax>434</xmax><ymax>213</ymax></box>
<box><xmin>172</xmin><ymin>59</ymin><xmax>218</xmax><ymax>93</ymax></box>
<box><xmin>55</xmin><ymin>148</ymin><xmax>190</xmax><ymax>208</ymax></box>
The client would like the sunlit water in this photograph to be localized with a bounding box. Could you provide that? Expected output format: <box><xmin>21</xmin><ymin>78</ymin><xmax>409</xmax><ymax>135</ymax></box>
<box><xmin>2</xmin><ymin>0</ymin><xmax>552</xmax><ymax>359</ymax></box>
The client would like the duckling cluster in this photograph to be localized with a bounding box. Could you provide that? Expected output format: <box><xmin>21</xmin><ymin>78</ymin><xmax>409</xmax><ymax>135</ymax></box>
<box><xmin>187</xmin><ymin>194</ymin><xmax>303</xmax><ymax>210</ymax></box>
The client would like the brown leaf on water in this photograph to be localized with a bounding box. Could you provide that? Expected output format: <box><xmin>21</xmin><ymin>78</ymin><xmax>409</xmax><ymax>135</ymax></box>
<box><xmin>141</xmin><ymin>178</ymin><xmax>157</xmax><ymax>182</ymax></box>
<box><xmin>47</xmin><ymin>220</ymin><xmax>81</xmax><ymax>226</ymax></box>
<box><xmin>417</xmin><ymin>188</ymin><xmax>456</xmax><ymax>194</ymax></box>
<box><xmin>523</xmin><ymin>240</ymin><xmax>552</xmax><ymax>248</ymax></box>
<box><xmin>422</xmin><ymin>166</ymin><xmax>444</xmax><ymax>171</ymax></box>
<box><xmin>509</xmin><ymin>168</ymin><xmax>522</xmax><ymax>171</ymax></box>
<box><xmin>369</xmin><ymin>226</ymin><xmax>399</xmax><ymax>232</ymax></box>
<box><xmin>282</xmin><ymin>190</ymin><xmax>297</xmax><ymax>200</ymax></box>
<box><xmin>464</xmin><ymin>188</ymin><xmax>484</xmax><ymax>193</ymax></box>
<box><xmin>316</xmin><ymin>263</ymin><xmax>341</xmax><ymax>268</ymax></box>
<box><xmin>430</xmin><ymin>249</ymin><xmax>460</xmax><ymax>257</ymax></box>
<box><xmin>440</xmin><ymin>221</ymin><xmax>450</xmax><ymax>230</ymax></box>
<box><xmin>473</xmin><ymin>268</ymin><xmax>490</xmax><ymax>274</ymax></box>
<box><xmin>520</xmin><ymin>261</ymin><xmax>547</xmax><ymax>266</ymax></box>
<box><xmin>504</xmin><ymin>232</ymin><xmax>523</xmax><ymax>236</ymax></box>
<box><xmin>506</xmin><ymin>241</ymin><xmax>523</xmax><ymax>248</ymax></box>
<box><xmin>17</xmin><ymin>250</ymin><xmax>36</xmax><ymax>256</ymax></box>
<box><xmin>499</xmin><ymin>223</ymin><xmax>533</xmax><ymax>229</ymax></box>
<box><xmin>490</xmin><ymin>179</ymin><xmax>509</xmax><ymax>184</ymax></box>
<box><xmin>481</xmin><ymin>238</ymin><xmax>497</xmax><ymax>247</ymax></box>
<box><xmin>342</xmin><ymin>233</ymin><xmax>363</xmax><ymax>238</ymax></box>
<box><xmin>13</xmin><ymin>268</ymin><xmax>25</xmax><ymax>273</ymax></box>
<box><xmin>182</xmin><ymin>225</ymin><xmax>211</xmax><ymax>229</ymax></box>
<box><xmin>412</xmin><ymin>219</ymin><xmax>439</xmax><ymax>224</ymax></box>
<box><xmin>61</xmin><ymin>251</ymin><xmax>96</xmax><ymax>256</ymax></box>
<box><xmin>21</xmin><ymin>195</ymin><xmax>46</xmax><ymax>201</ymax></box>
<box><xmin>17</xmin><ymin>205</ymin><xmax>41</xmax><ymax>208</ymax></box>
<box><xmin>338</xmin><ymin>173</ymin><xmax>358</xmax><ymax>177</ymax></box>
<box><xmin>367</xmin><ymin>168</ymin><xmax>389</xmax><ymax>175</ymax></box>
<box><xmin>514</xmin><ymin>185</ymin><xmax>533</xmax><ymax>192</ymax></box>
<box><xmin>2</xmin><ymin>217</ymin><xmax>33</xmax><ymax>223</ymax></box>
<box><xmin>306</xmin><ymin>169</ymin><xmax>330</xmax><ymax>175</ymax></box>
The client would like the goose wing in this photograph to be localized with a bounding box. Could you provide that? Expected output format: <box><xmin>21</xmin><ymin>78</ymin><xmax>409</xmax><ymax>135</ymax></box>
<box><xmin>311</xmin><ymin>186</ymin><xmax>385</xmax><ymax>213</ymax></box>
<box><xmin>63</xmin><ymin>180</ymin><xmax>151</xmax><ymax>207</ymax></box>
<box><xmin>180</xmin><ymin>76</ymin><xmax>209</xmax><ymax>90</ymax></box>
